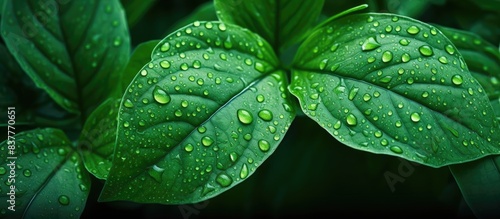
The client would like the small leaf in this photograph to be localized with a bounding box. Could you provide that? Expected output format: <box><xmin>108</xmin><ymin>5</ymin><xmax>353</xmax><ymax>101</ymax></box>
<box><xmin>79</xmin><ymin>98</ymin><xmax>121</xmax><ymax>180</ymax></box>
<box><xmin>0</xmin><ymin>128</ymin><xmax>90</xmax><ymax>218</ymax></box>
<box><xmin>1</xmin><ymin>0</ymin><xmax>130</xmax><ymax>116</ymax></box>
<box><xmin>449</xmin><ymin>156</ymin><xmax>500</xmax><ymax>218</ymax></box>
<box><xmin>119</xmin><ymin>39</ymin><xmax>160</xmax><ymax>95</ymax></box>
<box><xmin>290</xmin><ymin>13</ymin><xmax>500</xmax><ymax>167</ymax></box>
<box><xmin>214</xmin><ymin>0</ymin><xmax>324</xmax><ymax>52</ymax></box>
<box><xmin>100</xmin><ymin>21</ymin><xmax>295</xmax><ymax>204</ymax></box>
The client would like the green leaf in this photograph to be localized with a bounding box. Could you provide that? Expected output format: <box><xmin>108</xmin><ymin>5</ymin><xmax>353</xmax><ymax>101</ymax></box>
<box><xmin>436</xmin><ymin>25</ymin><xmax>500</xmax><ymax>100</ymax></box>
<box><xmin>79</xmin><ymin>98</ymin><xmax>120</xmax><ymax>180</ymax></box>
<box><xmin>119</xmin><ymin>39</ymin><xmax>160</xmax><ymax>95</ymax></box>
<box><xmin>0</xmin><ymin>128</ymin><xmax>90</xmax><ymax>218</ymax></box>
<box><xmin>290</xmin><ymin>13</ymin><xmax>500</xmax><ymax>167</ymax></box>
<box><xmin>214</xmin><ymin>0</ymin><xmax>324</xmax><ymax>53</ymax></box>
<box><xmin>449</xmin><ymin>156</ymin><xmax>500</xmax><ymax>218</ymax></box>
<box><xmin>100</xmin><ymin>21</ymin><xmax>295</xmax><ymax>204</ymax></box>
<box><xmin>0</xmin><ymin>43</ymin><xmax>78</xmax><ymax>130</ymax></box>
<box><xmin>1</xmin><ymin>0</ymin><xmax>130</xmax><ymax>117</ymax></box>
<box><xmin>120</xmin><ymin>0</ymin><xmax>157</xmax><ymax>27</ymax></box>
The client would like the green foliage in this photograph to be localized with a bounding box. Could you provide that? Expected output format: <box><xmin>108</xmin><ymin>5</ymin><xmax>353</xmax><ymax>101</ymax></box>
<box><xmin>1</xmin><ymin>0</ymin><xmax>130</xmax><ymax>117</ymax></box>
<box><xmin>100</xmin><ymin>21</ymin><xmax>295</xmax><ymax>204</ymax></box>
<box><xmin>0</xmin><ymin>128</ymin><xmax>90</xmax><ymax>218</ymax></box>
<box><xmin>0</xmin><ymin>0</ymin><xmax>499</xmax><ymax>217</ymax></box>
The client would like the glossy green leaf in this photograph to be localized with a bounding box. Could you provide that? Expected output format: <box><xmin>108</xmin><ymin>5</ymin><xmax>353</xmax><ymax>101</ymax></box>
<box><xmin>1</xmin><ymin>0</ymin><xmax>130</xmax><ymax>117</ymax></box>
<box><xmin>214</xmin><ymin>0</ymin><xmax>324</xmax><ymax>52</ymax></box>
<box><xmin>119</xmin><ymin>40</ymin><xmax>161</xmax><ymax>95</ymax></box>
<box><xmin>0</xmin><ymin>128</ymin><xmax>90</xmax><ymax>218</ymax></box>
<box><xmin>100</xmin><ymin>21</ymin><xmax>296</xmax><ymax>204</ymax></box>
<box><xmin>120</xmin><ymin>0</ymin><xmax>157</xmax><ymax>27</ymax></box>
<box><xmin>79</xmin><ymin>98</ymin><xmax>120</xmax><ymax>180</ymax></box>
<box><xmin>449</xmin><ymin>156</ymin><xmax>500</xmax><ymax>218</ymax></box>
<box><xmin>290</xmin><ymin>13</ymin><xmax>500</xmax><ymax>167</ymax></box>
<box><xmin>0</xmin><ymin>43</ymin><xmax>78</xmax><ymax>129</ymax></box>
<box><xmin>436</xmin><ymin>25</ymin><xmax>500</xmax><ymax>100</ymax></box>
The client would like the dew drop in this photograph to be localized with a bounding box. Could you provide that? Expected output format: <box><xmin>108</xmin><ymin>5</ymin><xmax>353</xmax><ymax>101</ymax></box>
<box><xmin>348</xmin><ymin>87</ymin><xmax>359</xmax><ymax>100</ymax></box>
<box><xmin>23</xmin><ymin>169</ymin><xmax>31</xmax><ymax>177</ymax></box>
<box><xmin>382</xmin><ymin>51</ymin><xmax>393</xmax><ymax>63</ymax></box>
<box><xmin>399</xmin><ymin>39</ymin><xmax>409</xmax><ymax>46</ymax></box>
<box><xmin>256</xmin><ymin>94</ymin><xmax>265</xmax><ymax>102</ymax></box>
<box><xmin>58</xmin><ymin>195</ymin><xmax>70</xmax><ymax>205</ymax></box>
<box><xmin>218</xmin><ymin>23</ymin><xmax>227</xmax><ymax>31</ymax></box>
<box><xmin>240</xmin><ymin>164</ymin><xmax>249</xmax><ymax>179</ymax></box>
<box><xmin>201</xmin><ymin>136</ymin><xmax>214</xmax><ymax>147</ymax></box>
<box><xmin>330</xmin><ymin>121</ymin><xmax>340</xmax><ymax>130</ymax></box>
<box><xmin>180</xmin><ymin>63</ymin><xmax>189</xmax><ymax>70</ymax></box>
<box><xmin>223</xmin><ymin>36</ymin><xmax>233</xmax><ymax>49</ymax></box>
<box><xmin>160</xmin><ymin>60</ymin><xmax>170</xmax><ymax>69</ymax></box>
<box><xmin>451</xmin><ymin>75</ymin><xmax>463</xmax><ymax>85</ymax></box>
<box><xmin>379</xmin><ymin>76</ymin><xmax>392</xmax><ymax>83</ymax></box>
<box><xmin>254</xmin><ymin>62</ymin><xmax>265</xmax><ymax>73</ymax></box>
<box><xmin>153</xmin><ymin>86</ymin><xmax>171</xmax><ymax>104</ymax></box>
<box><xmin>229</xmin><ymin>152</ymin><xmax>238</xmax><ymax>162</ymax></box>
<box><xmin>160</xmin><ymin>42</ymin><xmax>171</xmax><ymax>52</ymax></box>
<box><xmin>237</xmin><ymin>109</ymin><xmax>253</xmax><ymax>124</ymax></box>
<box><xmin>410</xmin><ymin>112</ymin><xmax>421</xmax><ymax>122</ymax></box>
<box><xmin>406</xmin><ymin>26</ymin><xmax>420</xmax><ymax>35</ymax></box>
<box><xmin>438</xmin><ymin>56</ymin><xmax>448</xmax><ymax>64</ymax></box>
<box><xmin>0</xmin><ymin>167</ymin><xmax>6</xmax><ymax>175</ymax></box>
<box><xmin>401</xmin><ymin>53</ymin><xmax>411</xmax><ymax>63</ymax></box>
<box><xmin>330</xmin><ymin>43</ymin><xmax>339</xmax><ymax>52</ymax></box>
<box><xmin>346</xmin><ymin>114</ymin><xmax>357</xmax><ymax>126</ymax></box>
<box><xmin>197</xmin><ymin>126</ymin><xmax>207</xmax><ymax>134</ymax></box>
<box><xmin>319</xmin><ymin>59</ymin><xmax>328</xmax><ymax>70</ymax></box>
<box><xmin>258</xmin><ymin>139</ymin><xmax>270</xmax><ymax>152</ymax></box>
<box><xmin>363</xmin><ymin>93</ymin><xmax>371</xmax><ymax>102</ymax></box>
<box><xmin>124</xmin><ymin>99</ymin><xmax>134</xmax><ymax>108</ymax></box>
<box><xmin>184</xmin><ymin>143</ymin><xmax>194</xmax><ymax>152</ymax></box>
<box><xmin>445</xmin><ymin>44</ymin><xmax>455</xmax><ymax>55</ymax></box>
<box><xmin>215</xmin><ymin>173</ymin><xmax>232</xmax><ymax>187</ymax></box>
<box><xmin>390</xmin><ymin>146</ymin><xmax>403</xmax><ymax>154</ymax></box>
<box><xmin>361</xmin><ymin>37</ymin><xmax>381</xmax><ymax>51</ymax></box>
<box><xmin>258</xmin><ymin>109</ymin><xmax>273</xmax><ymax>121</ymax></box>
<box><xmin>418</xmin><ymin>45</ymin><xmax>433</xmax><ymax>57</ymax></box>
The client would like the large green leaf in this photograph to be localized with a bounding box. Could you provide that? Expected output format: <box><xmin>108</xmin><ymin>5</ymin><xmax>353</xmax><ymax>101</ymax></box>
<box><xmin>0</xmin><ymin>128</ymin><xmax>90</xmax><ymax>218</ymax></box>
<box><xmin>79</xmin><ymin>98</ymin><xmax>120</xmax><ymax>180</ymax></box>
<box><xmin>214</xmin><ymin>0</ymin><xmax>324</xmax><ymax>53</ymax></box>
<box><xmin>100</xmin><ymin>21</ymin><xmax>296</xmax><ymax>204</ymax></box>
<box><xmin>1</xmin><ymin>0</ymin><xmax>130</xmax><ymax>117</ymax></box>
<box><xmin>290</xmin><ymin>13</ymin><xmax>500</xmax><ymax>167</ymax></box>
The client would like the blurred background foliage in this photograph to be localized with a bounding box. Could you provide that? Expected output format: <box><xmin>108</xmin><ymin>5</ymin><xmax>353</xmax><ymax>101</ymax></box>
<box><xmin>80</xmin><ymin>0</ymin><xmax>498</xmax><ymax>218</ymax></box>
